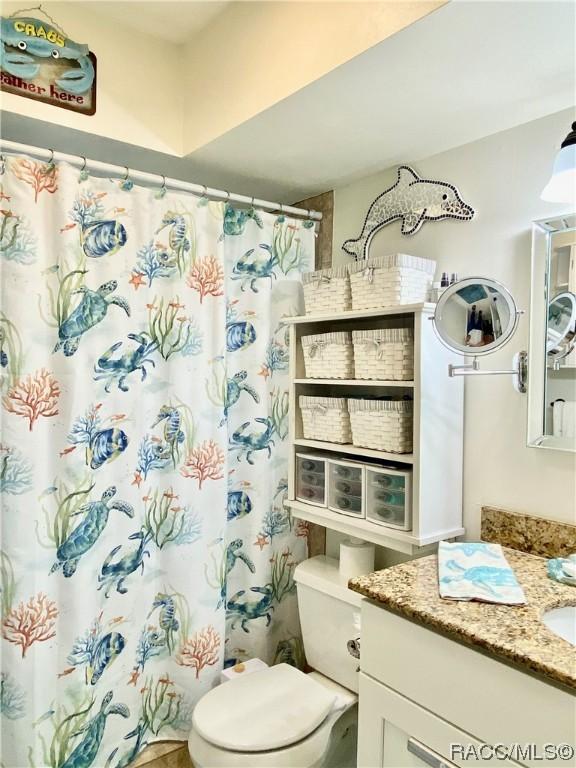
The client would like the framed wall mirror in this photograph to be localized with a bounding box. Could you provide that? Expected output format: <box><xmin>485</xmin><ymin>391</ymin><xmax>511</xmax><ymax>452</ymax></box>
<box><xmin>529</xmin><ymin>214</ymin><xmax>576</xmax><ymax>451</ymax></box>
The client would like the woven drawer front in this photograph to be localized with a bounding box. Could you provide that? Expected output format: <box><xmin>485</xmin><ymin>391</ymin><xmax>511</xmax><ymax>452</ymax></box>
<box><xmin>301</xmin><ymin>331</ymin><xmax>354</xmax><ymax>379</ymax></box>
<box><xmin>348</xmin><ymin>399</ymin><xmax>413</xmax><ymax>453</ymax></box>
<box><xmin>349</xmin><ymin>254</ymin><xmax>436</xmax><ymax>310</ymax></box>
<box><xmin>303</xmin><ymin>265</ymin><xmax>351</xmax><ymax>315</ymax></box>
<box><xmin>352</xmin><ymin>328</ymin><xmax>414</xmax><ymax>381</ymax></box>
<box><xmin>300</xmin><ymin>396</ymin><xmax>352</xmax><ymax>444</ymax></box>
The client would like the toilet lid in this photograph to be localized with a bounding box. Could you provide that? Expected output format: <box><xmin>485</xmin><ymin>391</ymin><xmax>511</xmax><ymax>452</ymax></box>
<box><xmin>192</xmin><ymin>664</ymin><xmax>337</xmax><ymax>752</ymax></box>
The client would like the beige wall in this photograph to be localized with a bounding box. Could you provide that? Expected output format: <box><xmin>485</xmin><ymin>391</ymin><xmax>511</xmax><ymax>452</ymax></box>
<box><xmin>332</xmin><ymin>109</ymin><xmax>576</xmax><ymax>536</ymax></box>
<box><xmin>1</xmin><ymin>1</ymin><xmax>446</xmax><ymax>158</ymax></box>
<box><xmin>181</xmin><ymin>1</ymin><xmax>446</xmax><ymax>153</ymax></box>
<box><xmin>0</xmin><ymin>1</ymin><xmax>184</xmax><ymax>154</ymax></box>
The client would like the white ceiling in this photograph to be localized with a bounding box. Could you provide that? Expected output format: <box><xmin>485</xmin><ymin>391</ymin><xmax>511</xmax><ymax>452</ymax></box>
<box><xmin>182</xmin><ymin>0</ymin><xmax>576</xmax><ymax>201</ymax></box>
<box><xmin>85</xmin><ymin>0</ymin><xmax>230</xmax><ymax>44</ymax></box>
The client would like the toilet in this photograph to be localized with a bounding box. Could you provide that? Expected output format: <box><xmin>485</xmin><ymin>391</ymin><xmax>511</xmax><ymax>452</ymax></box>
<box><xmin>188</xmin><ymin>555</ymin><xmax>362</xmax><ymax>767</ymax></box>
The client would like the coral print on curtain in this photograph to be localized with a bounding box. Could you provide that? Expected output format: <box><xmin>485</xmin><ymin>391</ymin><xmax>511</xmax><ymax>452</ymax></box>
<box><xmin>0</xmin><ymin>156</ymin><xmax>228</xmax><ymax>766</ymax></box>
<box><xmin>221</xmin><ymin>206</ymin><xmax>315</xmax><ymax>668</ymax></box>
<box><xmin>0</xmin><ymin>154</ymin><xmax>316</xmax><ymax>765</ymax></box>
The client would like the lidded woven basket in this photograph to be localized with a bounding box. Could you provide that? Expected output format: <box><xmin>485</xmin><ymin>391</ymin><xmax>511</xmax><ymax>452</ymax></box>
<box><xmin>301</xmin><ymin>331</ymin><xmax>354</xmax><ymax>379</ymax></box>
<box><xmin>348</xmin><ymin>398</ymin><xmax>413</xmax><ymax>453</ymax></box>
<box><xmin>302</xmin><ymin>265</ymin><xmax>351</xmax><ymax>315</ymax></box>
<box><xmin>299</xmin><ymin>396</ymin><xmax>352</xmax><ymax>444</ymax></box>
<box><xmin>348</xmin><ymin>254</ymin><xmax>436</xmax><ymax>311</ymax></box>
<box><xmin>352</xmin><ymin>328</ymin><xmax>414</xmax><ymax>381</ymax></box>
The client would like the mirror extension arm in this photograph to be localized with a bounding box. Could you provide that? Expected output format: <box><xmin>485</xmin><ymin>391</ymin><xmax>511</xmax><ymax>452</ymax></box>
<box><xmin>448</xmin><ymin>352</ymin><xmax>528</xmax><ymax>393</ymax></box>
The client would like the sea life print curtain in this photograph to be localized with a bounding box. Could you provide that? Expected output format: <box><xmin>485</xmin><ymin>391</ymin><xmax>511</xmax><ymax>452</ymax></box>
<box><xmin>0</xmin><ymin>154</ymin><xmax>314</xmax><ymax>766</ymax></box>
<box><xmin>222</xmin><ymin>212</ymin><xmax>311</xmax><ymax>668</ymax></box>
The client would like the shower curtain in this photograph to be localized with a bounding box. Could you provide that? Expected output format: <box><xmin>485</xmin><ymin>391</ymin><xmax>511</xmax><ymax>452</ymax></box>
<box><xmin>0</xmin><ymin>155</ymin><xmax>314</xmax><ymax>766</ymax></box>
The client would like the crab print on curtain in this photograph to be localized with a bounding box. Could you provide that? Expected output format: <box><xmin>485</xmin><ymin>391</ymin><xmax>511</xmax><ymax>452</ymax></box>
<box><xmin>221</xmin><ymin>210</ymin><xmax>314</xmax><ymax>668</ymax></box>
<box><xmin>0</xmin><ymin>157</ymin><xmax>228</xmax><ymax>766</ymax></box>
<box><xmin>0</xmin><ymin>154</ymin><xmax>316</xmax><ymax>765</ymax></box>
<box><xmin>0</xmin><ymin>157</ymin><xmax>314</xmax><ymax>768</ymax></box>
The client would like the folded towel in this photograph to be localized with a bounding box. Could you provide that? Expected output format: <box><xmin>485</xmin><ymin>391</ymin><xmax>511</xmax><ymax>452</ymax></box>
<box><xmin>547</xmin><ymin>555</ymin><xmax>576</xmax><ymax>586</ymax></box>
<box><xmin>438</xmin><ymin>541</ymin><xmax>526</xmax><ymax>605</ymax></box>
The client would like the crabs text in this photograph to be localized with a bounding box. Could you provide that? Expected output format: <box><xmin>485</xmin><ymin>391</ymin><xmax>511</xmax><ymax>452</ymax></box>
<box><xmin>12</xmin><ymin>21</ymin><xmax>65</xmax><ymax>47</ymax></box>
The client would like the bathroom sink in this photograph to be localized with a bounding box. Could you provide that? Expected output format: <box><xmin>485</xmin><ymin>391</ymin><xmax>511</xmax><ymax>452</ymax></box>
<box><xmin>541</xmin><ymin>606</ymin><xmax>576</xmax><ymax>646</ymax></box>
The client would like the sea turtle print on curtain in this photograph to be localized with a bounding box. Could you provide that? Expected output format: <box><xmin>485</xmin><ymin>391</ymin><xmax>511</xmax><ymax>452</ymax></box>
<box><xmin>0</xmin><ymin>155</ymin><xmax>316</xmax><ymax>765</ymax></box>
<box><xmin>0</xmin><ymin>157</ymin><xmax>227</xmax><ymax>766</ymax></box>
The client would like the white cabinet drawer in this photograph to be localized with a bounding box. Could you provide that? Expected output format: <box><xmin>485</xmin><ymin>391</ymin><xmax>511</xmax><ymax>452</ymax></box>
<box><xmin>358</xmin><ymin>673</ymin><xmax>523</xmax><ymax>768</ymax></box>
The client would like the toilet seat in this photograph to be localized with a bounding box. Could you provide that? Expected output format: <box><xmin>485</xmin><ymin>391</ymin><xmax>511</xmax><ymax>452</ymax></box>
<box><xmin>192</xmin><ymin>664</ymin><xmax>337</xmax><ymax>752</ymax></box>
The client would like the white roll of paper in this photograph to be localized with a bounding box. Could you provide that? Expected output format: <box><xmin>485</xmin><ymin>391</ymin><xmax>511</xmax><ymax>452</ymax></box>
<box><xmin>339</xmin><ymin>537</ymin><xmax>375</xmax><ymax>584</ymax></box>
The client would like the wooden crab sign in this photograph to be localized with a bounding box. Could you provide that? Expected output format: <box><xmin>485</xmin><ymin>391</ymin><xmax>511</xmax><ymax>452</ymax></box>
<box><xmin>0</xmin><ymin>15</ymin><xmax>96</xmax><ymax>114</ymax></box>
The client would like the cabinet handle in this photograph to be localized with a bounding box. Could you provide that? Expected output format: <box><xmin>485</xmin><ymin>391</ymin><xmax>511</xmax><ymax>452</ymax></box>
<box><xmin>407</xmin><ymin>738</ymin><xmax>457</xmax><ymax>768</ymax></box>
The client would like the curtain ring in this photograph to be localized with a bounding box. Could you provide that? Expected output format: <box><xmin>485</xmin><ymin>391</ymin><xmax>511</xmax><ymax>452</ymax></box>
<box><xmin>0</xmin><ymin>154</ymin><xmax>5</xmax><ymax>175</ymax></box>
<box><xmin>46</xmin><ymin>148</ymin><xmax>55</xmax><ymax>169</ymax></box>
<box><xmin>306</xmin><ymin>209</ymin><xmax>317</xmax><ymax>233</ymax></box>
<box><xmin>78</xmin><ymin>154</ymin><xmax>89</xmax><ymax>182</ymax></box>
<box><xmin>224</xmin><ymin>190</ymin><xmax>231</xmax><ymax>203</ymax></box>
<box><xmin>120</xmin><ymin>166</ymin><xmax>133</xmax><ymax>191</ymax></box>
<box><xmin>196</xmin><ymin>184</ymin><xmax>209</xmax><ymax>206</ymax></box>
<box><xmin>155</xmin><ymin>174</ymin><xmax>167</xmax><ymax>199</ymax></box>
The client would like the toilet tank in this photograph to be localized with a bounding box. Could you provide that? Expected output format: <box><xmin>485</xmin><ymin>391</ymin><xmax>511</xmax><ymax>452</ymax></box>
<box><xmin>294</xmin><ymin>555</ymin><xmax>362</xmax><ymax>693</ymax></box>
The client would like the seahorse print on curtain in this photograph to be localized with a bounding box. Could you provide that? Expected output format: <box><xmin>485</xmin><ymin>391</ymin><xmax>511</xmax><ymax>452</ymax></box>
<box><xmin>0</xmin><ymin>156</ymin><xmax>316</xmax><ymax>765</ymax></box>
<box><xmin>0</xmin><ymin>157</ymin><xmax>228</xmax><ymax>766</ymax></box>
<box><xmin>221</xmin><ymin>208</ymin><xmax>315</xmax><ymax>668</ymax></box>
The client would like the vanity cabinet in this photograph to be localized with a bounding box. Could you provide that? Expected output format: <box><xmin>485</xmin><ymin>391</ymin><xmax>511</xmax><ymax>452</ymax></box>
<box><xmin>359</xmin><ymin>675</ymin><xmax>520</xmax><ymax>768</ymax></box>
<box><xmin>358</xmin><ymin>601</ymin><xmax>576</xmax><ymax>768</ymax></box>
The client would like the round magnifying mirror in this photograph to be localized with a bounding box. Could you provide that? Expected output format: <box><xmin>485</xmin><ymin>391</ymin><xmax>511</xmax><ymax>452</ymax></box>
<box><xmin>547</xmin><ymin>291</ymin><xmax>576</xmax><ymax>360</ymax></box>
<box><xmin>433</xmin><ymin>277</ymin><xmax>519</xmax><ymax>356</ymax></box>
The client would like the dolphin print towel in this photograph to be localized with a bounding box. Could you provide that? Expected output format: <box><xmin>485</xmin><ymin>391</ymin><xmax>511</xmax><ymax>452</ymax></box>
<box><xmin>438</xmin><ymin>541</ymin><xmax>526</xmax><ymax>605</ymax></box>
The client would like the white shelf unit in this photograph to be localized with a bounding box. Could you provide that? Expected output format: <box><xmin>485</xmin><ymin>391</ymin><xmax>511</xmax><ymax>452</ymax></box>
<box><xmin>286</xmin><ymin>304</ymin><xmax>464</xmax><ymax>554</ymax></box>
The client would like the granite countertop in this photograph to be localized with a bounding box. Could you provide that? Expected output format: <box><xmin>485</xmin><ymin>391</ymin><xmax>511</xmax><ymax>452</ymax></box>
<box><xmin>349</xmin><ymin>547</ymin><xmax>576</xmax><ymax>689</ymax></box>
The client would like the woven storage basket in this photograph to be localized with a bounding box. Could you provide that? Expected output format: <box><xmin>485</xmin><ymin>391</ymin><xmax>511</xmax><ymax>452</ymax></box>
<box><xmin>302</xmin><ymin>265</ymin><xmax>351</xmax><ymax>315</ymax></box>
<box><xmin>348</xmin><ymin>399</ymin><xmax>413</xmax><ymax>453</ymax></box>
<box><xmin>301</xmin><ymin>331</ymin><xmax>354</xmax><ymax>379</ymax></box>
<box><xmin>300</xmin><ymin>396</ymin><xmax>352</xmax><ymax>444</ymax></box>
<box><xmin>348</xmin><ymin>254</ymin><xmax>436</xmax><ymax>310</ymax></box>
<box><xmin>352</xmin><ymin>328</ymin><xmax>414</xmax><ymax>381</ymax></box>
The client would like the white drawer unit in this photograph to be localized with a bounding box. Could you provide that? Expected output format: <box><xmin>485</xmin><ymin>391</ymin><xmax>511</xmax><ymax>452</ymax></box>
<box><xmin>328</xmin><ymin>458</ymin><xmax>365</xmax><ymax>518</ymax></box>
<box><xmin>295</xmin><ymin>452</ymin><xmax>328</xmax><ymax>507</ymax></box>
<box><xmin>365</xmin><ymin>466</ymin><xmax>412</xmax><ymax>531</ymax></box>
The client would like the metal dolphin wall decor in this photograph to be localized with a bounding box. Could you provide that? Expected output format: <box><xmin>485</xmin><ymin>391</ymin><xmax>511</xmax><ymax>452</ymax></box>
<box><xmin>342</xmin><ymin>165</ymin><xmax>475</xmax><ymax>260</ymax></box>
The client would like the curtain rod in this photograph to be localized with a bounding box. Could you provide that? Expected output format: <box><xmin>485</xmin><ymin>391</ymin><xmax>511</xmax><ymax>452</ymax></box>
<box><xmin>0</xmin><ymin>139</ymin><xmax>323</xmax><ymax>221</ymax></box>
